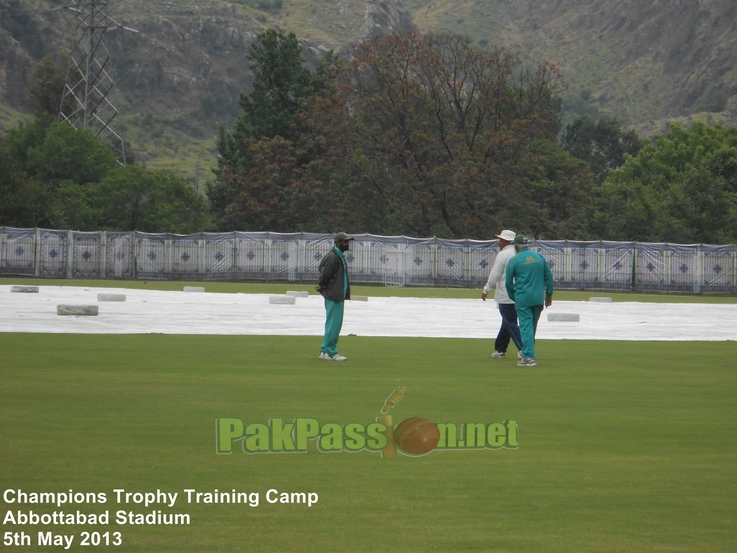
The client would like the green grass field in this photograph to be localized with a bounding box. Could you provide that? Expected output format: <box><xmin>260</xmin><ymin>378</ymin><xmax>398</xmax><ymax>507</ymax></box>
<box><xmin>2</xmin><ymin>332</ymin><xmax>736</xmax><ymax>552</ymax></box>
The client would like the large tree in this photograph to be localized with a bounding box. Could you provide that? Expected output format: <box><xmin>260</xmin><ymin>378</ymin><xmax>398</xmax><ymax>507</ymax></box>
<box><xmin>306</xmin><ymin>32</ymin><xmax>587</xmax><ymax>238</ymax></box>
<box><xmin>209</xmin><ymin>28</ymin><xmax>332</xmax><ymax>228</ymax></box>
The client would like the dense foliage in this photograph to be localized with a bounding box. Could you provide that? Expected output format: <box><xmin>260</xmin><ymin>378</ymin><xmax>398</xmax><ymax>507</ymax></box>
<box><xmin>4</xmin><ymin>29</ymin><xmax>736</xmax><ymax>244</ymax></box>
<box><xmin>209</xmin><ymin>29</ymin><xmax>736</xmax><ymax>243</ymax></box>
<box><xmin>590</xmin><ymin>122</ymin><xmax>737</xmax><ymax>243</ymax></box>
<box><xmin>213</xmin><ymin>30</ymin><xmax>594</xmax><ymax>239</ymax></box>
<box><xmin>0</xmin><ymin>117</ymin><xmax>210</xmax><ymax>233</ymax></box>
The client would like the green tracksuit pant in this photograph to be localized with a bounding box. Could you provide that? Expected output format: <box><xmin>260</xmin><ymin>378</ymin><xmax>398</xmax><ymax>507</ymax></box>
<box><xmin>517</xmin><ymin>305</ymin><xmax>543</xmax><ymax>359</ymax></box>
<box><xmin>321</xmin><ymin>299</ymin><xmax>345</xmax><ymax>356</ymax></box>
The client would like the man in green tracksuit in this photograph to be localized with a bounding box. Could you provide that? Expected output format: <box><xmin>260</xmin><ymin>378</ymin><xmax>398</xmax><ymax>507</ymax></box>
<box><xmin>505</xmin><ymin>234</ymin><xmax>554</xmax><ymax>367</ymax></box>
<box><xmin>315</xmin><ymin>232</ymin><xmax>353</xmax><ymax>361</ymax></box>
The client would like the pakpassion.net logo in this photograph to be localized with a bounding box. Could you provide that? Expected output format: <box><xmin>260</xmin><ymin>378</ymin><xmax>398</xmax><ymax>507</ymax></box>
<box><xmin>216</xmin><ymin>387</ymin><xmax>519</xmax><ymax>458</ymax></box>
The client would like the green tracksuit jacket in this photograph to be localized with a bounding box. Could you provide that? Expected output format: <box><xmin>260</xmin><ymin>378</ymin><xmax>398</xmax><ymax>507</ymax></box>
<box><xmin>505</xmin><ymin>247</ymin><xmax>554</xmax><ymax>307</ymax></box>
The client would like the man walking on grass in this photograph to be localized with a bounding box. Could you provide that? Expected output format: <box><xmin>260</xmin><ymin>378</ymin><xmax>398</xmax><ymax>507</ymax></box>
<box><xmin>482</xmin><ymin>229</ymin><xmax>523</xmax><ymax>361</ymax></box>
<box><xmin>505</xmin><ymin>234</ymin><xmax>554</xmax><ymax>367</ymax></box>
<box><xmin>315</xmin><ymin>232</ymin><xmax>353</xmax><ymax>361</ymax></box>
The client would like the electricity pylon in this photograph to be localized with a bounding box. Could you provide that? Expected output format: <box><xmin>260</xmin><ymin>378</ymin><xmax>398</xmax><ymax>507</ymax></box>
<box><xmin>56</xmin><ymin>0</ymin><xmax>137</xmax><ymax>166</ymax></box>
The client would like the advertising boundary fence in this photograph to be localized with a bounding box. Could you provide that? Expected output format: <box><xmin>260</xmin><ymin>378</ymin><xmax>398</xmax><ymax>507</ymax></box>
<box><xmin>1</xmin><ymin>228</ymin><xmax>736</xmax><ymax>294</ymax></box>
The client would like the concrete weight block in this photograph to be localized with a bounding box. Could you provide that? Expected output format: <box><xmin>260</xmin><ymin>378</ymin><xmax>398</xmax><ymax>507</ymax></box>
<box><xmin>548</xmin><ymin>313</ymin><xmax>580</xmax><ymax>322</ymax></box>
<box><xmin>589</xmin><ymin>297</ymin><xmax>613</xmax><ymax>303</ymax></box>
<box><xmin>98</xmin><ymin>293</ymin><xmax>126</xmax><ymax>302</ymax></box>
<box><xmin>269</xmin><ymin>295</ymin><xmax>296</xmax><ymax>305</ymax></box>
<box><xmin>57</xmin><ymin>305</ymin><xmax>99</xmax><ymax>316</ymax></box>
<box><xmin>286</xmin><ymin>291</ymin><xmax>309</xmax><ymax>298</ymax></box>
<box><xmin>183</xmin><ymin>286</ymin><xmax>205</xmax><ymax>293</ymax></box>
<box><xmin>351</xmin><ymin>295</ymin><xmax>369</xmax><ymax>302</ymax></box>
<box><xmin>11</xmin><ymin>286</ymin><xmax>39</xmax><ymax>293</ymax></box>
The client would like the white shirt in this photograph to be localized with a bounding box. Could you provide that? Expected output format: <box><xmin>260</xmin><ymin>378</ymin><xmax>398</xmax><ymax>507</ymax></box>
<box><xmin>483</xmin><ymin>244</ymin><xmax>516</xmax><ymax>304</ymax></box>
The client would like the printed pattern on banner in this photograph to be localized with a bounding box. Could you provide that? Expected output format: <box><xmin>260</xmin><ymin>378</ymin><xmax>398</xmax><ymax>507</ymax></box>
<box><xmin>203</xmin><ymin>234</ymin><xmax>234</xmax><ymax>279</ymax></box>
<box><xmin>38</xmin><ymin>230</ymin><xmax>67</xmax><ymax>277</ymax></box>
<box><xmin>436</xmin><ymin>243</ymin><xmax>464</xmax><ymax>284</ymax></box>
<box><xmin>468</xmin><ymin>244</ymin><xmax>498</xmax><ymax>286</ymax></box>
<box><xmin>405</xmin><ymin>242</ymin><xmax>434</xmax><ymax>286</ymax></box>
<box><xmin>603</xmin><ymin>248</ymin><xmax>633</xmax><ymax>287</ymax></box>
<box><xmin>702</xmin><ymin>249</ymin><xmax>734</xmax><ymax>290</ymax></box>
<box><xmin>106</xmin><ymin>233</ymin><xmax>134</xmax><ymax>279</ymax></box>
<box><xmin>170</xmin><ymin>237</ymin><xmax>199</xmax><ymax>276</ymax></box>
<box><xmin>137</xmin><ymin>234</ymin><xmax>167</xmax><ymax>278</ymax></box>
<box><xmin>570</xmin><ymin>247</ymin><xmax>599</xmax><ymax>285</ymax></box>
<box><xmin>269</xmin><ymin>239</ymin><xmax>299</xmax><ymax>280</ymax></box>
<box><xmin>235</xmin><ymin>237</ymin><xmax>267</xmax><ymax>278</ymax></box>
<box><xmin>669</xmin><ymin>249</ymin><xmax>696</xmax><ymax>287</ymax></box>
<box><xmin>635</xmin><ymin>245</ymin><xmax>668</xmax><ymax>290</ymax></box>
<box><xmin>370</xmin><ymin>241</ymin><xmax>404</xmax><ymax>286</ymax></box>
<box><xmin>72</xmin><ymin>232</ymin><xmax>101</xmax><ymax>278</ymax></box>
<box><xmin>3</xmin><ymin>228</ymin><xmax>36</xmax><ymax>274</ymax></box>
<box><xmin>1</xmin><ymin>228</ymin><xmax>735</xmax><ymax>293</ymax></box>
<box><xmin>534</xmin><ymin>242</ymin><xmax>635</xmax><ymax>290</ymax></box>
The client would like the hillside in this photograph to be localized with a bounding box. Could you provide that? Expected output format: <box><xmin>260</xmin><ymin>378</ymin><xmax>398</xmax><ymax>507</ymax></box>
<box><xmin>1</xmin><ymin>0</ymin><xmax>737</xmax><ymax>178</ymax></box>
<box><xmin>404</xmin><ymin>0</ymin><xmax>737</xmax><ymax>126</ymax></box>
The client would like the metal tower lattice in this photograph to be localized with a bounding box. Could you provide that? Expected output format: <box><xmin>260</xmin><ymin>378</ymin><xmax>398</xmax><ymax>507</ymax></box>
<box><xmin>57</xmin><ymin>0</ymin><xmax>137</xmax><ymax>166</ymax></box>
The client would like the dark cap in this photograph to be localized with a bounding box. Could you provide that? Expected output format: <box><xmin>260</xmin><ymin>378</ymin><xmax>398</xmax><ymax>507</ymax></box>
<box><xmin>334</xmin><ymin>232</ymin><xmax>355</xmax><ymax>242</ymax></box>
<box><xmin>513</xmin><ymin>234</ymin><xmax>528</xmax><ymax>245</ymax></box>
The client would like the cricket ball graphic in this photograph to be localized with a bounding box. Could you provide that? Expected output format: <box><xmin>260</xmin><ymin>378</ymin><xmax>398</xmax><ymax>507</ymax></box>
<box><xmin>379</xmin><ymin>386</ymin><xmax>440</xmax><ymax>457</ymax></box>
<box><xmin>394</xmin><ymin>417</ymin><xmax>440</xmax><ymax>455</ymax></box>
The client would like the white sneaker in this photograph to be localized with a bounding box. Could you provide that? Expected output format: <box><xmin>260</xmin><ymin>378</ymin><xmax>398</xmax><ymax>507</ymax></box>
<box><xmin>319</xmin><ymin>352</ymin><xmax>328</xmax><ymax>360</ymax></box>
<box><xmin>491</xmin><ymin>351</ymin><xmax>506</xmax><ymax>359</ymax></box>
<box><xmin>518</xmin><ymin>351</ymin><xmax>524</xmax><ymax>360</ymax></box>
<box><xmin>517</xmin><ymin>357</ymin><xmax>537</xmax><ymax>367</ymax></box>
<box><xmin>327</xmin><ymin>354</ymin><xmax>346</xmax><ymax>361</ymax></box>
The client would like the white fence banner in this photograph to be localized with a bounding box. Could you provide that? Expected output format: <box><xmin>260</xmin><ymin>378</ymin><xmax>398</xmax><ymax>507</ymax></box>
<box><xmin>1</xmin><ymin>227</ymin><xmax>735</xmax><ymax>294</ymax></box>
